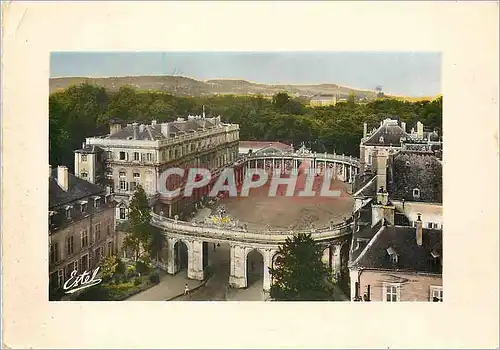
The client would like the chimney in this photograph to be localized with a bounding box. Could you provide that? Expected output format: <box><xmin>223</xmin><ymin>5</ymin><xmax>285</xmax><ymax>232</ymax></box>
<box><xmin>377</xmin><ymin>186</ymin><xmax>389</xmax><ymax>205</ymax></box>
<box><xmin>161</xmin><ymin>123</ymin><xmax>171</xmax><ymax>137</ymax></box>
<box><xmin>416</xmin><ymin>214</ymin><xmax>423</xmax><ymax>246</ymax></box>
<box><xmin>109</xmin><ymin>120</ymin><xmax>123</xmax><ymax>135</ymax></box>
<box><xmin>363</xmin><ymin>123</ymin><xmax>368</xmax><ymax>138</ymax></box>
<box><xmin>401</xmin><ymin>121</ymin><xmax>406</xmax><ymax>133</ymax></box>
<box><xmin>417</xmin><ymin>121</ymin><xmax>424</xmax><ymax>139</ymax></box>
<box><xmin>57</xmin><ymin>166</ymin><xmax>69</xmax><ymax>191</ymax></box>
<box><xmin>373</xmin><ymin>149</ymin><xmax>388</xmax><ymax>190</ymax></box>
<box><xmin>82</xmin><ymin>141</ymin><xmax>86</xmax><ymax>149</ymax></box>
<box><xmin>132</xmin><ymin>123</ymin><xmax>138</xmax><ymax>140</ymax></box>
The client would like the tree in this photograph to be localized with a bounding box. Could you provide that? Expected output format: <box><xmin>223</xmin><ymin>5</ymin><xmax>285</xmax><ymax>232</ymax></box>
<box><xmin>124</xmin><ymin>185</ymin><xmax>152</xmax><ymax>260</ymax></box>
<box><xmin>269</xmin><ymin>232</ymin><xmax>333</xmax><ymax>301</ymax></box>
<box><xmin>272</xmin><ymin>92</ymin><xmax>290</xmax><ymax>109</ymax></box>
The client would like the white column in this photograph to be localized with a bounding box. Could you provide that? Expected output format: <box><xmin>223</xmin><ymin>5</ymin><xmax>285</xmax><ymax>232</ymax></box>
<box><xmin>332</xmin><ymin>244</ymin><xmax>341</xmax><ymax>278</ymax></box>
<box><xmin>263</xmin><ymin>249</ymin><xmax>274</xmax><ymax>292</ymax></box>
<box><xmin>229</xmin><ymin>245</ymin><xmax>246</xmax><ymax>288</ymax></box>
<box><xmin>166</xmin><ymin>237</ymin><xmax>177</xmax><ymax>275</ymax></box>
<box><xmin>187</xmin><ymin>240</ymin><xmax>204</xmax><ymax>281</ymax></box>
<box><xmin>343</xmin><ymin>164</ymin><xmax>346</xmax><ymax>181</ymax></box>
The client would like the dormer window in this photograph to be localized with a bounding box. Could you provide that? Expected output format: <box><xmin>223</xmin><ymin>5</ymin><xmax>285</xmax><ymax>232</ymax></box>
<box><xmin>413</xmin><ymin>188</ymin><xmax>420</xmax><ymax>199</ymax></box>
<box><xmin>93</xmin><ymin>196</ymin><xmax>101</xmax><ymax>208</ymax></box>
<box><xmin>386</xmin><ymin>247</ymin><xmax>398</xmax><ymax>263</ymax></box>
<box><xmin>80</xmin><ymin>201</ymin><xmax>88</xmax><ymax>213</ymax></box>
<box><xmin>81</xmin><ymin>154</ymin><xmax>87</xmax><ymax>162</ymax></box>
<box><xmin>379</xmin><ymin>136</ymin><xmax>384</xmax><ymax>143</ymax></box>
<box><xmin>405</xmin><ymin>161</ymin><xmax>411</xmax><ymax>166</ymax></box>
<box><xmin>64</xmin><ymin>205</ymin><xmax>72</xmax><ymax>219</ymax></box>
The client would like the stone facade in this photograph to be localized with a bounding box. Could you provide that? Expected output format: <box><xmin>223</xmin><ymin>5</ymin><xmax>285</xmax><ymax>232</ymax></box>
<box><xmin>75</xmin><ymin>115</ymin><xmax>240</xmax><ymax>222</ymax></box>
<box><xmin>350</xmin><ymin>269</ymin><xmax>442</xmax><ymax>302</ymax></box>
<box><xmin>49</xmin><ymin>166</ymin><xmax>118</xmax><ymax>292</ymax></box>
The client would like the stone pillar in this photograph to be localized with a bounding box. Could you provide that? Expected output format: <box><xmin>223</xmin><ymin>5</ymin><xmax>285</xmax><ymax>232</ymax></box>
<box><xmin>166</xmin><ymin>237</ymin><xmax>177</xmax><ymax>275</ymax></box>
<box><xmin>229</xmin><ymin>245</ymin><xmax>246</xmax><ymax>288</ymax></box>
<box><xmin>332</xmin><ymin>244</ymin><xmax>341</xmax><ymax>278</ymax></box>
<box><xmin>262</xmin><ymin>249</ymin><xmax>275</xmax><ymax>292</ymax></box>
<box><xmin>343</xmin><ymin>164</ymin><xmax>346</xmax><ymax>182</ymax></box>
<box><xmin>187</xmin><ymin>240</ymin><xmax>204</xmax><ymax>281</ymax></box>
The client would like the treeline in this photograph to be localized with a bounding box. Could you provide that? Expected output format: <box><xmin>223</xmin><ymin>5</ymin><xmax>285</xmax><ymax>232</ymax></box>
<box><xmin>49</xmin><ymin>83</ymin><xmax>442</xmax><ymax>170</ymax></box>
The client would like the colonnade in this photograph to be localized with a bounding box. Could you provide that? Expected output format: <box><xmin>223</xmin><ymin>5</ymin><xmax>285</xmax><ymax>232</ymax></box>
<box><xmin>163</xmin><ymin>235</ymin><xmax>347</xmax><ymax>292</ymax></box>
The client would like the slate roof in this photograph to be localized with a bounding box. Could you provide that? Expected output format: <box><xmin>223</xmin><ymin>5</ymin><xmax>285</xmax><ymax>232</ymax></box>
<box><xmin>106</xmin><ymin>116</ymin><xmax>222</xmax><ymax>141</ymax></box>
<box><xmin>351</xmin><ymin>225</ymin><xmax>442</xmax><ymax>274</ymax></box>
<box><xmin>363</xmin><ymin>119</ymin><xmax>408</xmax><ymax>146</ymax></box>
<box><xmin>49</xmin><ymin>168</ymin><xmax>105</xmax><ymax>208</ymax></box>
<box><xmin>239</xmin><ymin>141</ymin><xmax>293</xmax><ymax>152</ymax></box>
<box><xmin>353</xmin><ymin>173</ymin><xmax>377</xmax><ymax>197</ymax></box>
<box><xmin>74</xmin><ymin>144</ymin><xmax>104</xmax><ymax>153</ymax></box>
<box><xmin>388</xmin><ymin>151</ymin><xmax>442</xmax><ymax>203</ymax></box>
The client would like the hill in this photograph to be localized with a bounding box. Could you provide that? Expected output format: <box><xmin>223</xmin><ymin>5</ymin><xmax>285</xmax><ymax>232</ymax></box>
<box><xmin>49</xmin><ymin>75</ymin><xmax>382</xmax><ymax>100</ymax></box>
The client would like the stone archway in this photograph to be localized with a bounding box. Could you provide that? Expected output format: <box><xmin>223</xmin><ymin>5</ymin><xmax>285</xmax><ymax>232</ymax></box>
<box><xmin>174</xmin><ymin>240</ymin><xmax>189</xmax><ymax>273</ymax></box>
<box><xmin>246</xmin><ymin>249</ymin><xmax>264</xmax><ymax>288</ymax></box>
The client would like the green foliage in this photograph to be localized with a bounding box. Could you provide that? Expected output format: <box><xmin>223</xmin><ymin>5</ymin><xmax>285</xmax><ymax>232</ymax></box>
<box><xmin>269</xmin><ymin>232</ymin><xmax>333</xmax><ymax>301</ymax></box>
<box><xmin>133</xmin><ymin>276</ymin><xmax>142</xmax><ymax>286</ymax></box>
<box><xmin>135</xmin><ymin>260</ymin><xmax>150</xmax><ymax>275</ymax></box>
<box><xmin>49</xmin><ymin>83</ymin><xmax>443</xmax><ymax>169</ymax></box>
<box><xmin>100</xmin><ymin>255</ymin><xmax>120</xmax><ymax>281</ymax></box>
<box><xmin>124</xmin><ymin>184</ymin><xmax>154</xmax><ymax>260</ymax></box>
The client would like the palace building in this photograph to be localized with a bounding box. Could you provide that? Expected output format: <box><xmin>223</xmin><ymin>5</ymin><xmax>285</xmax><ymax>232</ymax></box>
<box><xmin>349</xmin><ymin>120</ymin><xmax>443</xmax><ymax>302</ymax></box>
<box><xmin>75</xmin><ymin>115</ymin><xmax>241</xmax><ymax>222</ymax></box>
<box><xmin>49</xmin><ymin>165</ymin><xmax>118</xmax><ymax>298</ymax></box>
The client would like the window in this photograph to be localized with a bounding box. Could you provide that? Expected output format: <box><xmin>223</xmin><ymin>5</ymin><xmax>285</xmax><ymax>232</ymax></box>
<box><xmin>65</xmin><ymin>236</ymin><xmax>74</xmax><ymax>256</ymax></box>
<box><xmin>427</xmin><ymin>222</ymin><xmax>433</xmax><ymax>229</ymax></box>
<box><xmin>412</xmin><ymin>188</ymin><xmax>420</xmax><ymax>199</ymax></box>
<box><xmin>81</xmin><ymin>203</ymin><xmax>88</xmax><ymax>213</ymax></box>
<box><xmin>146</xmin><ymin>153</ymin><xmax>152</xmax><ymax>161</ymax></box>
<box><xmin>106</xmin><ymin>169</ymin><xmax>113</xmax><ymax>178</ymax></box>
<box><xmin>80</xmin><ymin>254</ymin><xmax>89</xmax><ymax>272</ymax></box>
<box><xmin>65</xmin><ymin>208</ymin><xmax>72</xmax><ymax>219</ymax></box>
<box><xmin>119</xmin><ymin>208</ymin><xmax>126</xmax><ymax>220</ymax></box>
<box><xmin>430</xmin><ymin>286</ymin><xmax>443</xmax><ymax>302</ymax></box>
<box><xmin>379</xmin><ymin>136</ymin><xmax>384</xmax><ymax>143</ymax></box>
<box><xmin>50</xmin><ymin>242</ymin><xmax>60</xmax><ymax>264</ymax></box>
<box><xmin>119</xmin><ymin>180</ymin><xmax>127</xmax><ymax>191</ymax></box>
<box><xmin>107</xmin><ymin>241</ymin><xmax>114</xmax><ymax>256</ymax></box>
<box><xmin>57</xmin><ymin>269</ymin><xmax>64</xmax><ymax>287</ymax></box>
<box><xmin>130</xmin><ymin>181</ymin><xmax>137</xmax><ymax>191</ymax></box>
<box><xmin>67</xmin><ymin>260</ymin><xmax>78</xmax><ymax>277</ymax></box>
<box><xmin>81</xmin><ymin>229</ymin><xmax>89</xmax><ymax>248</ymax></box>
<box><xmin>169</xmin><ymin>150</ymin><xmax>173</xmax><ymax>159</ymax></box>
<box><xmin>81</xmin><ymin>154</ymin><xmax>87</xmax><ymax>162</ymax></box>
<box><xmin>95</xmin><ymin>247</ymin><xmax>104</xmax><ymax>263</ymax></box>
<box><xmin>107</xmin><ymin>151</ymin><xmax>112</xmax><ymax>159</ymax></box>
<box><xmin>95</xmin><ymin>223</ymin><xmax>101</xmax><ymax>241</ymax></box>
<box><xmin>134</xmin><ymin>152</ymin><xmax>140</xmax><ymax>161</ymax></box>
<box><xmin>133</xmin><ymin>172</ymin><xmax>140</xmax><ymax>179</ymax></box>
<box><xmin>94</xmin><ymin>197</ymin><xmax>100</xmax><ymax>208</ymax></box>
<box><xmin>383</xmin><ymin>283</ymin><xmax>400</xmax><ymax>302</ymax></box>
<box><xmin>81</xmin><ymin>172</ymin><xmax>88</xmax><ymax>178</ymax></box>
<box><xmin>119</xmin><ymin>171</ymin><xmax>126</xmax><ymax>178</ymax></box>
<box><xmin>119</xmin><ymin>151</ymin><xmax>126</xmax><ymax>160</ymax></box>
<box><xmin>433</xmin><ymin>223</ymin><xmax>439</xmax><ymax>229</ymax></box>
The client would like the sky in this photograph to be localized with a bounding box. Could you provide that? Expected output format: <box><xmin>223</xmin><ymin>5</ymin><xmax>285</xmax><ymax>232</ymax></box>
<box><xmin>50</xmin><ymin>52</ymin><xmax>441</xmax><ymax>97</ymax></box>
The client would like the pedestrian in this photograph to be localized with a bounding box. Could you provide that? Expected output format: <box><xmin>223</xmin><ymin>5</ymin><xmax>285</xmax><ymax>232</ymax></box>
<box><xmin>184</xmin><ymin>284</ymin><xmax>189</xmax><ymax>295</ymax></box>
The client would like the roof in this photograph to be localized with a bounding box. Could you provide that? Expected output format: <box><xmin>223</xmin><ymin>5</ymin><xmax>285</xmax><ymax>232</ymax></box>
<box><xmin>363</xmin><ymin>119</ymin><xmax>408</xmax><ymax>147</ymax></box>
<box><xmin>75</xmin><ymin>144</ymin><xmax>104</xmax><ymax>153</ymax></box>
<box><xmin>49</xmin><ymin>168</ymin><xmax>105</xmax><ymax>208</ymax></box>
<box><xmin>106</xmin><ymin>116</ymin><xmax>223</xmax><ymax>141</ymax></box>
<box><xmin>239</xmin><ymin>141</ymin><xmax>293</xmax><ymax>151</ymax></box>
<box><xmin>351</xmin><ymin>225</ymin><xmax>442</xmax><ymax>274</ymax></box>
<box><xmin>388</xmin><ymin>151</ymin><xmax>442</xmax><ymax>203</ymax></box>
